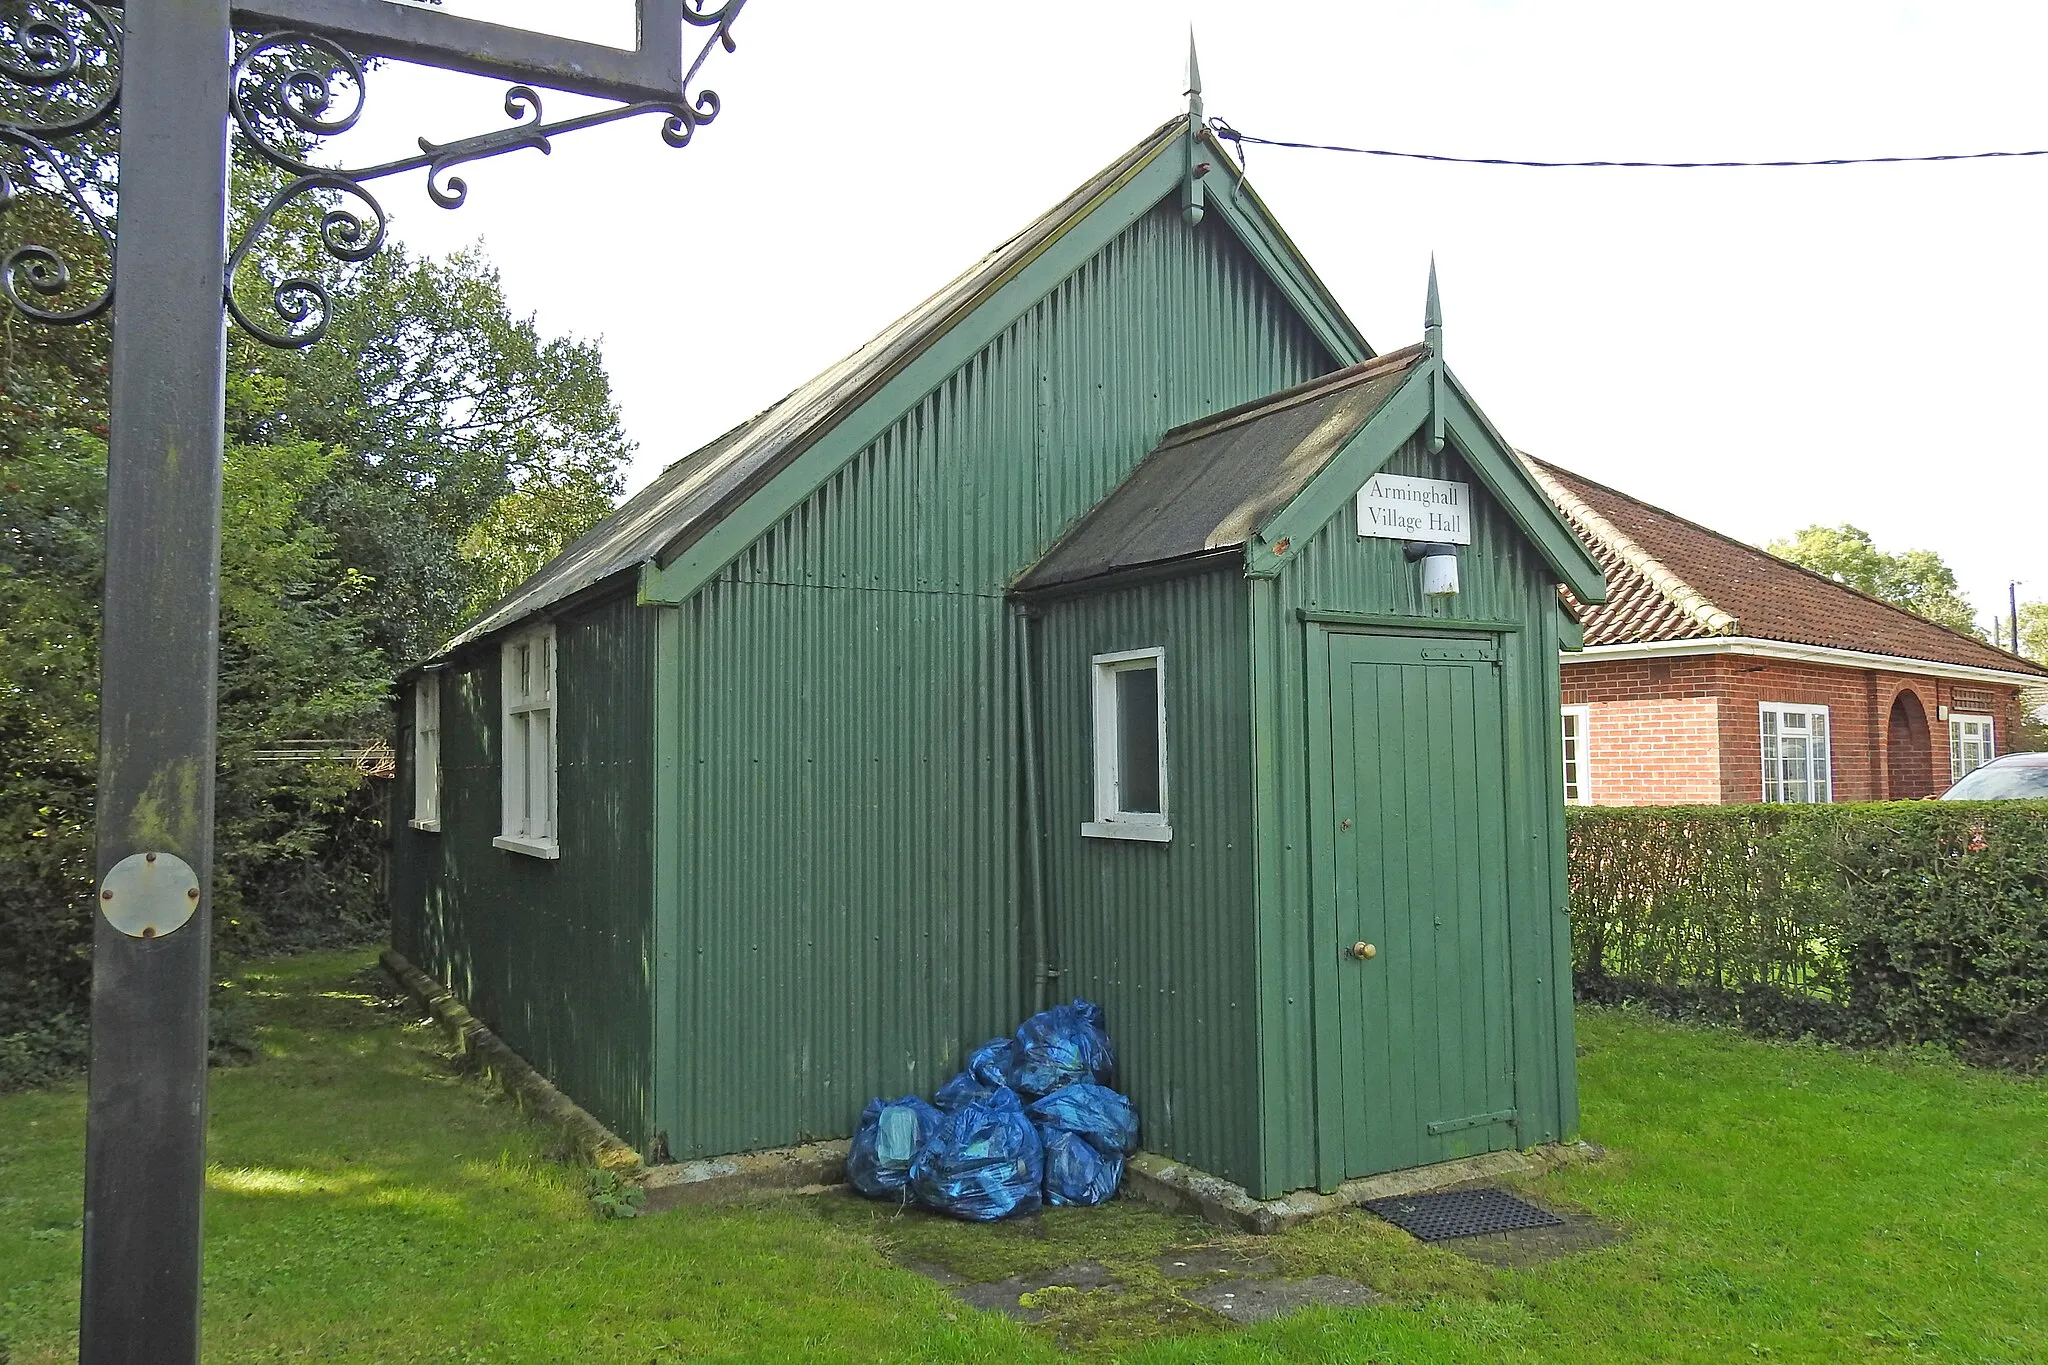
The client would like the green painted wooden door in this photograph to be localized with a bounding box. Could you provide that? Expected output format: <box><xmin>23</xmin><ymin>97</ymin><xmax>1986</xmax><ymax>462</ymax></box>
<box><xmin>1320</xmin><ymin>631</ymin><xmax>1516</xmax><ymax>1179</ymax></box>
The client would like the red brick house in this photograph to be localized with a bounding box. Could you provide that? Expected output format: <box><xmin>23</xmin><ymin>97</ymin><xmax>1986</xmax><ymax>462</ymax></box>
<box><xmin>1525</xmin><ymin>457</ymin><xmax>2047</xmax><ymax>806</ymax></box>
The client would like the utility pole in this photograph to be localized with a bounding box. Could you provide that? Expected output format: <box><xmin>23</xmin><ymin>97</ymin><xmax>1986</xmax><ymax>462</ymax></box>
<box><xmin>0</xmin><ymin>4</ymin><xmax>750</xmax><ymax>1360</ymax></box>
<box><xmin>2011</xmin><ymin>580</ymin><xmax>2023</xmax><ymax>656</ymax></box>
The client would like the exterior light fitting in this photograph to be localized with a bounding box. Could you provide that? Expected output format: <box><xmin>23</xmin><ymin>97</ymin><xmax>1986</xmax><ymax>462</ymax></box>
<box><xmin>1405</xmin><ymin>541</ymin><xmax>1461</xmax><ymax>597</ymax></box>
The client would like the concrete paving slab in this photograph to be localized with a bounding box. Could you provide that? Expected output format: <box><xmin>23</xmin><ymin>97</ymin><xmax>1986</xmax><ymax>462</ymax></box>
<box><xmin>1182</xmin><ymin>1275</ymin><xmax>1383</xmax><ymax>1323</ymax></box>
<box><xmin>949</xmin><ymin>1262</ymin><xmax>1115</xmax><ymax>1321</ymax></box>
<box><xmin>1156</xmin><ymin>1247</ymin><xmax>1281</xmax><ymax>1279</ymax></box>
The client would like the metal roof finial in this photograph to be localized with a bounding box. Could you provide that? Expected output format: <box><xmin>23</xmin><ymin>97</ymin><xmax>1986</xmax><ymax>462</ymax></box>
<box><xmin>1425</xmin><ymin>254</ymin><xmax>1443</xmax><ymax>353</ymax></box>
<box><xmin>1182</xmin><ymin>29</ymin><xmax>1207</xmax><ymax>227</ymax></box>
<box><xmin>1426</xmin><ymin>255</ymin><xmax>1447</xmax><ymax>452</ymax></box>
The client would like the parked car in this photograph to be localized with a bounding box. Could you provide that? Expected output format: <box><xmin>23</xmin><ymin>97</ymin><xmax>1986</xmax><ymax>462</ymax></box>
<box><xmin>1939</xmin><ymin>752</ymin><xmax>2048</xmax><ymax>800</ymax></box>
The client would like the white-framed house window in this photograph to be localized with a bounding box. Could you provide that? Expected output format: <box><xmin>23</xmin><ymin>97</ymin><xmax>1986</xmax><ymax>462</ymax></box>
<box><xmin>1560</xmin><ymin>705</ymin><xmax>1592</xmax><ymax>806</ymax></box>
<box><xmin>1083</xmin><ymin>647</ymin><xmax>1171</xmax><ymax>843</ymax></box>
<box><xmin>1950</xmin><ymin>714</ymin><xmax>1996</xmax><ymax>784</ymax></box>
<box><xmin>1760</xmin><ymin>702</ymin><xmax>1832</xmax><ymax>803</ymax></box>
<box><xmin>495</xmin><ymin>625</ymin><xmax>559</xmax><ymax>858</ymax></box>
<box><xmin>410</xmin><ymin>671</ymin><xmax>441</xmax><ymax>831</ymax></box>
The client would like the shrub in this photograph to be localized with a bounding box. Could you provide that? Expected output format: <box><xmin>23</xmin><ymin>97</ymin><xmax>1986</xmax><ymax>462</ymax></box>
<box><xmin>1567</xmin><ymin>802</ymin><xmax>2048</xmax><ymax>1068</ymax></box>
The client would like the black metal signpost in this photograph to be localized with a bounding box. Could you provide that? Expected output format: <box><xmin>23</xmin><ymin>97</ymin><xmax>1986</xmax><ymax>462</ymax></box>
<box><xmin>0</xmin><ymin>3</ymin><xmax>747</xmax><ymax>1359</ymax></box>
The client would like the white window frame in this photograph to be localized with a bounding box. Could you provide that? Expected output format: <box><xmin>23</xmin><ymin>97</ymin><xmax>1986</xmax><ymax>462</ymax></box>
<box><xmin>1560</xmin><ymin>705</ymin><xmax>1592</xmax><ymax>807</ymax></box>
<box><xmin>1083</xmin><ymin>647</ymin><xmax>1171</xmax><ymax>843</ymax></box>
<box><xmin>410</xmin><ymin>671</ymin><xmax>441</xmax><ymax>832</ymax></box>
<box><xmin>1760</xmin><ymin>701</ymin><xmax>1832</xmax><ymax>804</ymax></box>
<box><xmin>1949</xmin><ymin>713</ymin><xmax>1996</xmax><ymax>785</ymax></box>
<box><xmin>495</xmin><ymin>624</ymin><xmax>559</xmax><ymax>858</ymax></box>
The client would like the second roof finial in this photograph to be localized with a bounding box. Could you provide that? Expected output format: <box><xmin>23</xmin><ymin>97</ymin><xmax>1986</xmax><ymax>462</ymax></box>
<box><xmin>1183</xmin><ymin>29</ymin><xmax>1207</xmax><ymax>227</ymax></box>
<box><xmin>1426</xmin><ymin>256</ymin><xmax>1446</xmax><ymax>453</ymax></box>
<box><xmin>1425</xmin><ymin>254</ymin><xmax>1443</xmax><ymax>356</ymax></box>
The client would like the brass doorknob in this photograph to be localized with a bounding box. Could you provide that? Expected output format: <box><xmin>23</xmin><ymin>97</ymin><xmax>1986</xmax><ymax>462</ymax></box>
<box><xmin>1350</xmin><ymin>941</ymin><xmax>1377</xmax><ymax>961</ymax></box>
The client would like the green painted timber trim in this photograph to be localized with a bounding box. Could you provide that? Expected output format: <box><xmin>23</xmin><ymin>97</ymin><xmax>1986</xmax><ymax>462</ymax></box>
<box><xmin>635</xmin><ymin>559</ymin><xmax>668</xmax><ymax>607</ymax></box>
<box><xmin>1560</xmin><ymin>612</ymin><xmax>1586</xmax><ymax>652</ymax></box>
<box><xmin>1540</xmin><ymin>604</ymin><xmax>1582</xmax><ymax>1140</ymax></box>
<box><xmin>1246</xmin><ymin>575</ymin><xmax>1291</xmax><ymax>1199</ymax></box>
<box><xmin>1246</xmin><ymin>367</ymin><xmax>1434</xmax><ymax>579</ymax></box>
<box><xmin>1245</xmin><ymin>358</ymin><xmax>1609</xmax><ymax>607</ymax></box>
<box><xmin>1300</xmin><ymin>621</ymin><xmax>1346</xmax><ymax>1192</ymax></box>
<box><xmin>1201</xmin><ymin>133</ymin><xmax>1370</xmax><ymax>367</ymax></box>
<box><xmin>1441</xmin><ymin>372</ymin><xmax>1609</xmax><ymax>605</ymax></box>
<box><xmin>649</xmin><ymin>605</ymin><xmax>682</xmax><ymax>1157</ymax></box>
<box><xmin>1296</xmin><ymin>609</ymin><xmax>1521</xmax><ymax>633</ymax></box>
<box><xmin>1498</xmin><ymin>623</ymin><xmax>1543</xmax><ymax>1141</ymax></box>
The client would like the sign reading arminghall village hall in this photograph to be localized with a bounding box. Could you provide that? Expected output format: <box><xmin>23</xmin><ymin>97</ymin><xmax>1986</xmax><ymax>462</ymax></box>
<box><xmin>1356</xmin><ymin>473</ymin><xmax>1472</xmax><ymax>545</ymax></box>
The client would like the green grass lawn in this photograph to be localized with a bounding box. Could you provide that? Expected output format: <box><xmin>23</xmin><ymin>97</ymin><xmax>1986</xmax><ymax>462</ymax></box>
<box><xmin>2</xmin><ymin>948</ymin><xmax>2043</xmax><ymax>1363</ymax></box>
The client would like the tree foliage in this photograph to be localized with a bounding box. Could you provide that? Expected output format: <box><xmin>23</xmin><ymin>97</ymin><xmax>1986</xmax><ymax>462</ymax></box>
<box><xmin>2018</xmin><ymin>600</ymin><xmax>2048</xmax><ymax>664</ymax></box>
<box><xmin>1767</xmin><ymin>524</ymin><xmax>1982</xmax><ymax>638</ymax></box>
<box><xmin>237</xmin><ymin>247</ymin><xmax>630</xmax><ymax>664</ymax></box>
<box><xmin>1</xmin><ymin>173</ymin><xmax>631</xmax><ymax>1084</ymax></box>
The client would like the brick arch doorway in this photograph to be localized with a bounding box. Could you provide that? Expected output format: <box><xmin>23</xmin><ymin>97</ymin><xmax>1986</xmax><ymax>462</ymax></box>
<box><xmin>1887</xmin><ymin>691</ymin><xmax>1935</xmax><ymax>798</ymax></box>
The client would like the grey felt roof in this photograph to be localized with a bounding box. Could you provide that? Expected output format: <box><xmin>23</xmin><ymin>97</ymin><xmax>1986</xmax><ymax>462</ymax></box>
<box><xmin>438</xmin><ymin>119</ymin><xmax>1188</xmax><ymax>655</ymax></box>
<box><xmin>1014</xmin><ymin>345</ymin><xmax>1427</xmax><ymax>592</ymax></box>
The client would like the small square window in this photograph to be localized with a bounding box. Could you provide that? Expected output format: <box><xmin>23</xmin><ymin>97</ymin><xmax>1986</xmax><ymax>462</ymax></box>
<box><xmin>496</xmin><ymin>625</ymin><xmax>559</xmax><ymax>858</ymax></box>
<box><xmin>1084</xmin><ymin>647</ymin><xmax>1170</xmax><ymax>843</ymax></box>
<box><xmin>410</xmin><ymin>671</ymin><xmax>442</xmax><ymax>832</ymax></box>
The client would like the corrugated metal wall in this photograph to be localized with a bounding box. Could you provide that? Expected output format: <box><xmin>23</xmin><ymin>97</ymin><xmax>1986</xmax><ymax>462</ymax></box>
<box><xmin>393</xmin><ymin>591</ymin><xmax>656</xmax><ymax>1148</ymax></box>
<box><xmin>1032</xmin><ymin>569</ymin><xmax>1260</xmax><ymax>1184</ymax></box>
<box><xmin>654</xmin><ymin>200</ymin><xmax>1337</xmax><ymax>1159</ymax></box>
<box><xmin>1250</xmin><ymin>438</ymin><xmax>1577</xmax><ymax>1195</ymax></box>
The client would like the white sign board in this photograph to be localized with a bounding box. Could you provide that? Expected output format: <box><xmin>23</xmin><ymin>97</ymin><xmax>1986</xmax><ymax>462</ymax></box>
<box><xmin>1356</xmin><ymin>473</ymin><xmax>1472</xmax><ymax>545</ymax></box>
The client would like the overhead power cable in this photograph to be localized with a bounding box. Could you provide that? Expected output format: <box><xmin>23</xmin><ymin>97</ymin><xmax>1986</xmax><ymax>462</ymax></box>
<box><xmin>1207</xmin><ymin>117</ymin><xmax>2048</xmax><ymax>169</ymax></box>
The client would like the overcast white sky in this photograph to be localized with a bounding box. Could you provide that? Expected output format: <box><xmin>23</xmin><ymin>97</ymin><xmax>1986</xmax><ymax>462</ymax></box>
<box><xmin>343</xmin><ymin>1</ymin><xmax>2048</xmax><ymax>632</ymax></box>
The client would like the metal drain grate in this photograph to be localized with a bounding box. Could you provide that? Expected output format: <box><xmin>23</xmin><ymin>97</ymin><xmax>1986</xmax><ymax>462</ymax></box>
<box><xmin>1363</xmin><ymin>1188</ymin><xmax>1564</xmax><ymax>1242</ymax></box>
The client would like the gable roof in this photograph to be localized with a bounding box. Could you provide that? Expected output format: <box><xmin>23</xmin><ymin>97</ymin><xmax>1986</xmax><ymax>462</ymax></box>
<box><xmin>1525</xmin><ymin>455</ymin><xmax>2046</xmax><ymax>679</ymax></box>
<box><xmin>440</xmin><ymin>118</ymin><xmax>1371</xmax><ymax>655</ymax></box>
<box><xmin>1016</xmin><ymin>346</ymin><xmax>1427</xmax><ymax>591</ymax></box>
<box><xmin>1018</xmin><ymin>347</ymin><xmax>1611</xmax><ymax>604</ymax></box>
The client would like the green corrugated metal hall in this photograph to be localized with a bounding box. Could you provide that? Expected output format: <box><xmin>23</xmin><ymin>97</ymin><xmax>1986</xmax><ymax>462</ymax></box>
<box><xmin>389</xmin><ymin>113</ymin><xmax>1609</xmax><ymax>1201</ymax></box>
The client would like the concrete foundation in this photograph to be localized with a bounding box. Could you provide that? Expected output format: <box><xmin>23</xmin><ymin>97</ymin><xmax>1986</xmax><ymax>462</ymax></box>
<box><xmin>1124</xmin><ymin>1143</ymin><xmax>1606</xmax><ymax>1234</ymax></box>
<box><xmin>385</xmin><ymin>947</ymin><xmax>1602</xmax><ymax>1231</ymax></box>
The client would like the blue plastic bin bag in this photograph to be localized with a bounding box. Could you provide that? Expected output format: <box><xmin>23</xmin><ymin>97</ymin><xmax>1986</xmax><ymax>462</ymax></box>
<box><xmin>966</xmin><ymin>1036</ymin><xmax>1021</xmax><ymax>1089</ymax></box>
<box><xmin>1010</xmin><ymin>1000</ymin><xmax>1115</xmax><ymax>1097</ymax></box>
<box><xmin>933</xmin><ymin>1069</ymin><xmax>997</xmax><ymax>1112</ymax></box>
<box><xmin>1027</xmin><ymin>1082</ymin><xmax>1139</xmax><ymax>1157</ymax></box>
<box><xmin>1040</xmin><ymin>1128</ymin><xmax>1124</xmax><ymax>1206</ymax></box>
<box><xmin>909</xmin><ymin>1086</ymin><xmax>1044</xmax><ymax>1221</ymax></box>
<box><xmin>847</xmin><ymin>1095</ymin><xmax>941</xmax><ymax>1200</ymax></box>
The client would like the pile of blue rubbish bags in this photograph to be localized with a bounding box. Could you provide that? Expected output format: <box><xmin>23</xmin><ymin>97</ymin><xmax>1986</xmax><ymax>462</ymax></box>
<box><xmin>846</xmin><ymin>1000</ymin><xmax>1139</xmax><ymax>1221</ymax></box>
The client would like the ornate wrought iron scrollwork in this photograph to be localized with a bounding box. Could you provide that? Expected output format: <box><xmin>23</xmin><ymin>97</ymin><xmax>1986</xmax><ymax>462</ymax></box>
<box><xmin>0</xmin><ymin>0</ymin><xmax>748</xmax><ymax>349</ymax></box>
<box><xmin>0</xmin><ymin>0</ymin><xmax>120</xmax><ymax>325</ymax></box>
<box><xmin>225</xmin><ymin>169</ymin><xmax>385</xmax><ymax>348</ymax></box>
<box><xmin>223</xmin><ymin>8</ymin><xmax>746</xmax><ymax>347</ymax></box>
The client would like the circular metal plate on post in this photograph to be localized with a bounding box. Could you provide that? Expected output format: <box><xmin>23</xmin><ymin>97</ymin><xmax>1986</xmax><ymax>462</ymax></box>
<box><xmin>98</xmin><ymin>851</ymin><xmax>201</xmax><ymax>940</ymax></box>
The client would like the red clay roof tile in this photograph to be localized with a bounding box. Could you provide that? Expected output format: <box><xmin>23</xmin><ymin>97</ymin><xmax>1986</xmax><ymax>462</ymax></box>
<box><xmin>1524</xmin><ymin>455</ymin><xmax>2045</xmax><ymax>678</ymax></box>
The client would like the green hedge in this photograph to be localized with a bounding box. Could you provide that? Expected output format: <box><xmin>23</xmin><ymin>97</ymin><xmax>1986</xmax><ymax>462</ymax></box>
<box><xmin>1566</xmin><ymin>802</ymin><xmax>2048</xmax><ymax>1068</ymax></box>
